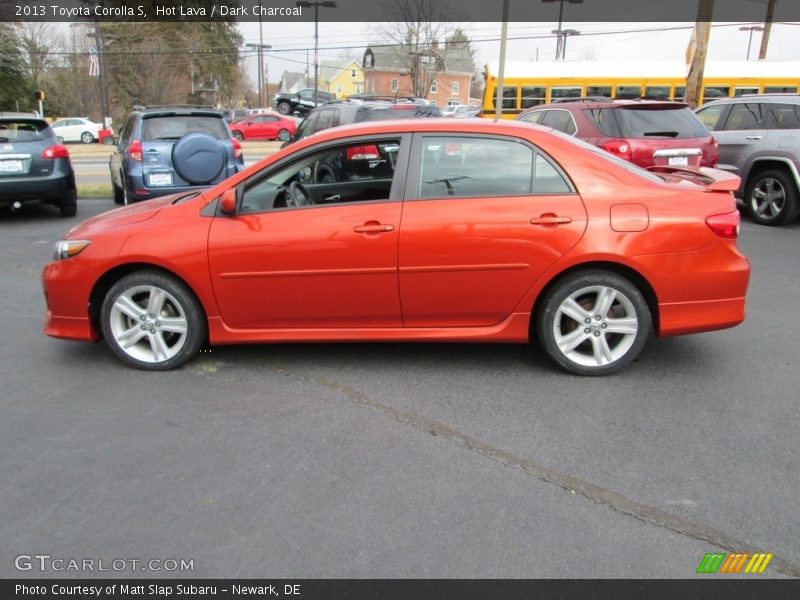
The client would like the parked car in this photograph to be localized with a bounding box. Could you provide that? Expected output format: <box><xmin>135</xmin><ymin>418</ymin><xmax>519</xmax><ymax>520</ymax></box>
<box><xmin>109</xmin><ymin>105</ymin><xmax>244</xmax><ymax>205</ymax></box>
<box><xmin>229</xmin><ymin>113</ymin><xmax>297</xmax><ymax>141</ymax></box>
<box><xmin>516</xmin><ymin>98</ymin><xmax>718</xmax><ymax>169</ymax></box>
<box><xmin>291</xmin><ymin>99</ymin><xmax>442</xmax><ymax>145</ymax></box>
<box><xmin>0</xmin><ymin>113</ymin><xmax>77</xmax><ymax>217</ymax></box>
<box><xmin>273</xmin><ymin>89</ymin><xmax>336</xmax><ymax>116</ymax></box>
<box><xmin>695</xmin><ymin>94</ymin><xmax>800</xmax><ymax>226</ymax></box>
<box><xmin>50</xmin><ymin>117</ymin><xmax>104</xmax><ymax>144</ymax></box>
<box><xmin>43</xmin><ymin>119</ymin><xmax>749</xmax><ymax>375</ymax></box>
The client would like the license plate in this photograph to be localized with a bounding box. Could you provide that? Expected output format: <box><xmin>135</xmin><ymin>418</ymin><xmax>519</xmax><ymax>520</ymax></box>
<box><xmin>0</xmin><ymin>160</ymin><xmax>24</xmax><ymax>173</ymax></box>
<box><xmin>668</xmin><ymin>156</ymin><xmax>689</xmax><ymax>166</ymax></box>
<box><xmin>148</xmin><ymin>172</ymin><xmax>173</xmax><ymax>186</ymax></box>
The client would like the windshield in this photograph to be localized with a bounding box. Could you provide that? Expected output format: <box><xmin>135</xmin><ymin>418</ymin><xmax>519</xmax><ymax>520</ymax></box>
<box><xmin>0</xmin><ymin>119</ymin><xmax>52</xmax><ymax>143</ymax></box>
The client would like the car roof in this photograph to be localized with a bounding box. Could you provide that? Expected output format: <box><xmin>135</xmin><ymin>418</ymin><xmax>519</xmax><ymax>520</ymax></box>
<box><xmin>132</xmin><ymin>105</ymin><xmax>223</xmax><ymax>117</ymax></box>
<box><xmin>524</xmin><ymin>99</ymin><xmax>688</xmax><ymax>112</ymax></box>
<box><xmin>700</xmin><ymin>94</ymin><xmax>800</xmax><ymax>106</ymax></box>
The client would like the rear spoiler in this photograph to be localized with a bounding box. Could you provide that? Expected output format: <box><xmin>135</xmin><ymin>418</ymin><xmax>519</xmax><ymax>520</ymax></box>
<box><xmin>646</xmin><ymin>166</ymin><xmax>741</xmax><ymax>191</ymax></box>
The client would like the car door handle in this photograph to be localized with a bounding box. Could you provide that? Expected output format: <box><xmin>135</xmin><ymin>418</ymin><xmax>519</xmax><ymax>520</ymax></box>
<box><xmin>745</xmin><ymin>135</ymin><xmax>762</xmax><ymax>140</ymax></box>
<box><xmin>530</xmin><ymin>215</ymin><xmax>572</xmax><ymax>226</ymax></box>
<box><xmin>353</xmin><ymin>222</ymin><xmax>394</xmax><ymax>233</ymax></box>
<box><xmin>323</xmin><ymin>194</ymin><xmax>341</xmax><ymax>201</ymax></box>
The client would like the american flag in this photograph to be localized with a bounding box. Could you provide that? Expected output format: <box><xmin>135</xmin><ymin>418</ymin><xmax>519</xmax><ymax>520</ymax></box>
<box><xmin>89</xmin><ymin>46</ymin><xmax>99</xmax><ymax>77</ymax></box>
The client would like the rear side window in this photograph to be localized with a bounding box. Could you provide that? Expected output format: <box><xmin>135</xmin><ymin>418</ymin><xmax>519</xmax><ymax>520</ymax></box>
<box><xmin>614</xmin><ymin>106</ymin><xmax>709</xmax><ymax>138</ymax></box>
<box><xmin>0</xmin><ymin>120</ymin><xmax>51</xmax><ymax>142</ymax></box>
<box><xmin>141</xmin><ymin>115</ymin><xmax>229</xmax><ymax>141</ymax></box>
<box><xmin>584</xmin><ymin>108</ymin><xmax>619</xmax><ymax>137</ymax></box>
<box><xmin>540</xmin><ymin>110</ymin><xmax>577</xmax><ymax>135</ymax></box>
<box><xmin>768</xmin><ymin>103</ymin><xmax>800</xmax><ymax>129</ymax></box>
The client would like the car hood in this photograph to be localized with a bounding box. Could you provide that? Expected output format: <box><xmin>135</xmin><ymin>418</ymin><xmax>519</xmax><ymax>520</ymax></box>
<box><xmin>66</xmin><ymin>194</ymin><xmax>184</xmax><ymax>238</ymax></box>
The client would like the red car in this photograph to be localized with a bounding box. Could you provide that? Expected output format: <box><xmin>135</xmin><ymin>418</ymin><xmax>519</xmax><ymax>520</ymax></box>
<box><xmin>516</xmin><ymin>99</ymin><xmax>718</xmax><ymax>169</ymax></box>
<box><xmin>229</xmin><ymin>113</ymin><xmax>297</xmax><ymax>141</ymax></box>
<box><xmin>42</xmin><ymin>119</ymin><xmax>750</xmax><ymax>375</ymax></box>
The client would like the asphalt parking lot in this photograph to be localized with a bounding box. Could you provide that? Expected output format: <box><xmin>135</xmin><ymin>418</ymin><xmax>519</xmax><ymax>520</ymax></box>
<box><xmin>1</xmin><ymin>198</ymin><xmax>798</xmax><ymax>578</ymax></box>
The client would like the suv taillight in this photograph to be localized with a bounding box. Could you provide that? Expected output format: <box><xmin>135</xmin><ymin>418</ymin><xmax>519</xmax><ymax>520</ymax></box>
<box><xmin>599</xmin><ymin>139</ymin><xmax>633</xmax><ymax>162</ymax></box>
<box><xmin>346</xmin><ymin>145</ymin><xmax>380</xmax><ymax>160</ymax></box>
<box><xmin>41</xmin><ymin>144</ymin><xmax>69</xmax><ymax>159</ymax></box>
<box><xmin>706</xmin><ymin>211</ymin><xmax>740</xmax><ymax>239</ymax></box>
<box><xmin>231</xmin><ymin>137</ymin><xmax>242</xmax><ymax>159</ymax></box>
<box><xmin>709</xmin><ymin>137</ymin><xmax>719</xmax><ymax>168</ymax></box>
<box><xmin>128</xmin><ymin>140</ymin><xmax>143</xmax><ymax>162</ymax></box>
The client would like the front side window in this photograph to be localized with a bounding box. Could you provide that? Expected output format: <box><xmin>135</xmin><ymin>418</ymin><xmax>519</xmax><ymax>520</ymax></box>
<box><xmin>518</xmin><ymin>111</ymin><xmax>545</xmax><ymax>124</ymax></box>
<box><xmin>240</xmin><ymin>137</ymin><xmax>402</xmax><ymax>212</ymax></box>
<box><xmin>418</xmin><ymin>136</ymin><xmax>533</xmax><ymax>199</ymax></box>
<box><xmin>723</xmin><ymin>103</ymin><xmax>764</xmax><ymax>130</ymax></box>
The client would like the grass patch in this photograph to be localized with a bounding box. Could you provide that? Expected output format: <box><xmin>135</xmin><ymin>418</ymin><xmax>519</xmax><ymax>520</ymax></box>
<box><xmin>79</xmin><ymin>183</ymin><xmax>113</xmax><ymax>198</ymax></box>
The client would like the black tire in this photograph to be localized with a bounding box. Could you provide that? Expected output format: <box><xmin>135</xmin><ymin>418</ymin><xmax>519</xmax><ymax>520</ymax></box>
<box><xmin>232</xmin><ymin>130</ymin><xmax>244</xmax><ymax>142</ymax></box>
<box><xmin>100</xmin><ymin>270</ymin><xmax>207</xmax><ymax>371</ymax></box>
<box><xmin>112</xmin><ymin>181</ymin><xmax>124</xmax><ymax>205</ymax></box>
<box><xmin>276</xmin><ymin>128</ymin><xmax>289</xmax><ymax>141</ymax></box>
<box><xmin>59</xmin><ymin>200</ymin><xmax>77</xmax><ymax>217</ymax></box>
<box><xmin>80</xmin><ymin>131</ymin><xmax>95</xmax><ymax>144</ymax></box>
<box><xmin>536</xmin><ymin>270</ymin><xmax>651</xmax><ymax>376</ymax></box>
<box><xmin>277</xmin><ymin>101</ymin><xmax>291</xmax><ymax>115</ymax></box>
<box><xmin>744</xmin><ymin>168</ymin><xmax>799</xmax><ymax>226</ymax></box>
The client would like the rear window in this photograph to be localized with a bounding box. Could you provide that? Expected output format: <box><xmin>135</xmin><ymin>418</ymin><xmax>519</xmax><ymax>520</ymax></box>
<box><xmin>141</xmin><ymin>115</ymin><xmax>229</xmax><ymax>141</ymax></box>
<box><xmin>0</xmin><ymin>120</ymin><xmax>52</xmax><ymax>143</ymax></box>
<box><xmin>356</xmin><ymin>105</ymin><xmax>441</xmax><ymax>122</ymax></box>
<box><xmin>614</xmin><ymin>106</ymin><xmax>709</xmax><ymax>139</ymax></box>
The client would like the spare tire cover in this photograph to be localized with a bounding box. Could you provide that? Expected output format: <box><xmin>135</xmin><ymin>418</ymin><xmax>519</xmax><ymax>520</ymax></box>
<box><xmin>171</xmin><ymin>132</ymin><xmax>225</xmax><ymax>185</ymax></box>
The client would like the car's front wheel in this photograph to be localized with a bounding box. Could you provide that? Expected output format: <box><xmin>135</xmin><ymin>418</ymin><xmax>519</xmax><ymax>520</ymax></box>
<box><xmin>277</xmin><ymin>101</ymin><xmax>291</xmax><ymax>115</ymax></box>
<box><xmin>744</xmin><ymin>169</ymin><xmax>799</xmax><ymax>226</ymax></box>
<box><xmin>100</xmin><ymin>271</ymin><xmax>206</xmax><ymax>370</ymax></box>
<box><xmin>536</xmin><ymin>270</ymin><xmax>651</xmax><ymax>376</ymax></box>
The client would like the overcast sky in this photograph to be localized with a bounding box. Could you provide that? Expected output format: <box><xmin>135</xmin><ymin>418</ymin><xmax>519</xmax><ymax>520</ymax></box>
<box><xmin>237</xmin><ymin>21</ymin><xmax>800</xmax><ymax>96</ymax></box>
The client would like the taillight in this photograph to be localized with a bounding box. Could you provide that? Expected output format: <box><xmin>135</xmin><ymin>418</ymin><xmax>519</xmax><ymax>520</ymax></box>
<box><xmin>231</xmin><ymin>137</ymin><xmax>242</xmax><ymax>159</ymax></box>
<box><xmin>709</xmin><ymin>138</ymin><xmax>719</xmax><ymax>167</ymax></box>
<box><xmin>706</xmin><ymin>211</ymin><xmax>740</xmax><ymax>239</ymax></box>
<box><xmin>599</xmin><ymin>139</ymin><xmax>632</xmax><ymax>162</ymax></box>
<box><xmin>346</xmin><ymin>145</ymin><xmax>380</xmax><ymax>160</ymax></box>
<box><xmin>41</xmin><ymin>144</ymin><xmax>69</xmax><ymax>159</ymax></box>
<box><xmin>128</xmin><ymin>140</ymin><xmax>142</xmax><ymax>162</ymax></box>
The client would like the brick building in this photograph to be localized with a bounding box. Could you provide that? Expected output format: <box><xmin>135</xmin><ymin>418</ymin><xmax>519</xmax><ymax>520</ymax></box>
<box><xmin>361</xmin><ymin>43</ymin><xmax>474</xmax><ymax>106</ymax></box>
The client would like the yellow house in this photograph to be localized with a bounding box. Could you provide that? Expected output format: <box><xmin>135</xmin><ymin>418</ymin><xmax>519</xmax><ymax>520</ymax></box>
<box><xmin>320</xmin><ymin>60</ymin><xmax>364</xmax><ymax>98</ymax></box>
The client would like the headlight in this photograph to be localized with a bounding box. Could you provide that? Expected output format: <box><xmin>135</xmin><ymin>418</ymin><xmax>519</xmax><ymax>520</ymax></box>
<box><xmin>53</xmin><ymin>240</ymin><xmax>91</xmax><ymax>260</ymax></box>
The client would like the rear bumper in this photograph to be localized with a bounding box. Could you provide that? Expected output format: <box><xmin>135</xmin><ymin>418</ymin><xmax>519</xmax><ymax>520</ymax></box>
<box><xmin>0</xmin><ymin>171</ymin><xmax>76</xmax><ymax>206</ymax></box>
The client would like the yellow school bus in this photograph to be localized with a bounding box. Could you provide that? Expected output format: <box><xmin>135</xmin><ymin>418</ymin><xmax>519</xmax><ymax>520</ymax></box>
<box><xmin>482</xmin><ymin>60</ymin><xmax>800</xmax><ymax>117</ymax></box>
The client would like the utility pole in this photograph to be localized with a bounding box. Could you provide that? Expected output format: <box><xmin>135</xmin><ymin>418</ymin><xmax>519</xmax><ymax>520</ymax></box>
<box><xmin>739</xmin><ymin>25</ymin><xmax>763</xmax><ymax>60</ymax></box>
<box><xmin>543</xmin><ymin>0</ymin><xmax>583</xmax><ymax>60</ymax></box>
<box><xmin>684</xmin><ymin>0</ymin><xmax>715</xmax><ymax>109</ymax></box>
<box><xmin>494</xmin><ymin>0</ymin><xmax>510</xmax><ymax>121</ymax></box>
<box><xmin>246</xmin><ymin>42</ymin><xmax>271</xmax><ymax>107</ymax></box>
<box><xmin>758</xmin><ymin>0</ymin><xmax>778</xmax><ymax>60</ymax></box>
<box><xmin>296</xmin><ymin>1</ymin><xmax>337</xmax><ymax>107</ymax></box>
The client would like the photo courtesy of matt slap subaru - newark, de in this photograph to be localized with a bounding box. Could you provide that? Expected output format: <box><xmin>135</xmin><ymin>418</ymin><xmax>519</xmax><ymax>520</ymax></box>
<box><xmin>42</xmin><ymin>118</ymin><xmax>750</xmax><ymax>376</ymax></box>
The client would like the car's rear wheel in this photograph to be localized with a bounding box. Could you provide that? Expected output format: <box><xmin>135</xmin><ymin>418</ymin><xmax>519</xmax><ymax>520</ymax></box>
<box><xmin>536</xmin><ymin>270</ymin><xmax>651</xmax><ymax>376</ymax></box>
<box><xmin>276</xmin><ymin>128</ymin><xmax>289</xmax><ymax>141</ymax></box>
<box><xmin>112</xmin><ymin>181</ymin><xmax>124</xmax><ymax>205</ymax></box>
<box><xmin>100</xmin><ymin>271</ymin><xmax>206</xmax><ymax>370</ymax></box>
<box><xmin>277</xmin><ymin>102</ymin><xmax>291</xmax><ymax>115</ymax></box>
<box><xmin>56</xmin><ymin>136</ymin><xmax>64</xmax><ymax>144</ymax></box>
<box><xmin>58</xmin><ymin>200</ymin><xmax>77</xmax><ymax>217</ymax></box>
<box><xmin>232</xmin><ymin>130</ymin><xmax>244</xmax><ymax>142</ymax></box>
<box><xmin>80</xmin><ymin>131</ymin><xmax>95</xmax><ymax>144</ymax></box>
<box><xmin>744</xmin><ymin>169</ymin><xmax>799</xmax><ymax>226</ymax></box>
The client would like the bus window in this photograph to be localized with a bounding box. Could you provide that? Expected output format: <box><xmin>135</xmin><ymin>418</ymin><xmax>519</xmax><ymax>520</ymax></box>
<box><xmin>703</xmin><ymin>86</ymin><xmax>730</xmax><ymax>101</ymax></box>
<box><xmin>615</xmin><ymin>86</ymin><xmax>641</xmax><ymax>99</ymax></box>
<box><xmin>550</xmin><ymin>87</ymin><xmax>581</xmax><ymax>101</ymax></box>
<box><xmin>674</xmin><ymin>86</ymin><xmax>686</xmax><ymax>101</ymax></box>
<box><xmin>644</xmin><ymin>86</ymin><xmax>670</xmax><ymax>99</ymax></box>
<box><xmin>586</xmin><ymin>86</ymin><xmax>612</xmax><ymax>98</ymax></box>
<box><xmin>491</xmin><ymin>86</ymin><xmax>518</xmax><ymax>110</ymax></box>
<box><xmin>764</xmin><ymin>86</ymin><xmax>798</xmax><ymax>94</ymax></box>
<box><xmin>520</xmin><ymin>86</ymin><xmax>546</xmax><ymax>108</ymax></box>
<box><xmin>734</xmin><ymin>87</ymin><xmax>759</xmax><ymax>96</ymax></box>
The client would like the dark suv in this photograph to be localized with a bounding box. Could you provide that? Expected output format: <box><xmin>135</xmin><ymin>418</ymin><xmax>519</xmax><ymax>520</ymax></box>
<box><xmin>695</xmin><ymin>94</ymin><xmax>800</xmax><ymax>226</ymax></box>
<box><xmin>0</xmin><ymin>113</ymin><xmax>77</xmax><ymax>217</ymax></box>
<box><xmin>292</xmin><ymin>99</ymin><xmax>442</xmax><ymax>143</ymax></box>
<box><xmin>516</xmin><ymin>98</ymin><xmax>718</xmax><ymax>169</ymax></box>
<box><xmin>109</xmin><ymin>105</ymin><xmax>244</xmax><ymax>205</ymax></box>
<box><xmin>273</xmin><ymin>89</ymin><xmax>336</xmax><ymax>116</ymax></box>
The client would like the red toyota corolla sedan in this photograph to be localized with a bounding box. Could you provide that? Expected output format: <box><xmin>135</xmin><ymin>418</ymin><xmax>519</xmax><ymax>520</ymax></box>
<box><xmin>42</xmin><ymin>119</ymin><xmax>750</xmax><ymax>375</ymax></box>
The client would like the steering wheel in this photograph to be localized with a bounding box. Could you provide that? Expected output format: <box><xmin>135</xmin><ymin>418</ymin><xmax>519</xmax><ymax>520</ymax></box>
<box><xmin>287</xmin><ymin>181</ymin><xmax>315</xmax><ymax>208</ymax></box>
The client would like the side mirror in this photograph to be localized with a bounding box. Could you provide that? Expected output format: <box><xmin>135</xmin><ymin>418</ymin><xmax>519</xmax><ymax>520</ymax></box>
<box><xmin>278</xmin><ymin>129</ymin><xmax>292</xmax><ymax>142</ymax></box>
<box><xmin>220</xmin><ymin>188</ymin><xmax>238</xmax><ymax>215</ymax></box>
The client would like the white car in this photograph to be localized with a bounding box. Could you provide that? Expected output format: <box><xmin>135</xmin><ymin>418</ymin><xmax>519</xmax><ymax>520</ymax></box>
<box><xmin>50</xmin><ymin>117</ymin><xmax>102</xmax><ymax>144</ymax></box>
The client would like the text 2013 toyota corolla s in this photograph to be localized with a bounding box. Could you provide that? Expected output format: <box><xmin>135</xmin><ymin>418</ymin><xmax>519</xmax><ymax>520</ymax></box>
<box><xmin>42</xmin><ymin>119</ymin><xmax>750</xmax><ymax>375</ymax></box>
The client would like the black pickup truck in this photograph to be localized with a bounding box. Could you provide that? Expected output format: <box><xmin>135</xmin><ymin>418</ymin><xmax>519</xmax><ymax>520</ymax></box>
<box><xmin>273</xmin><ymin>89</ymin><xmax>337</xmax><ymax>116</ymax></box>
